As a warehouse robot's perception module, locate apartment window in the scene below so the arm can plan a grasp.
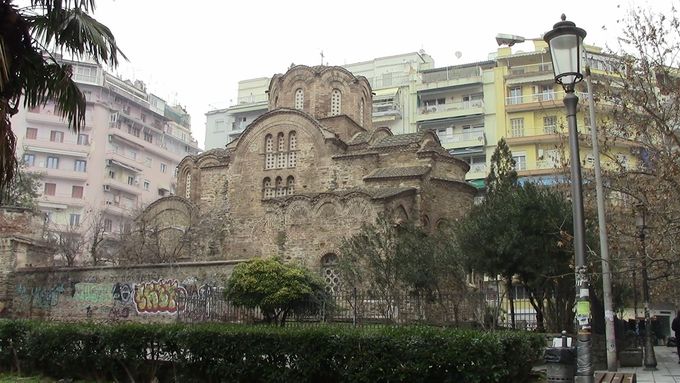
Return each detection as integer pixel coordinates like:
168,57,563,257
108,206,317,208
71,185,84,199
144,132,153,143
128,150,137,160
127,176,134,185
330,89,342,116
160,163,167,173
46,156,59,169
508,87,522,105
22,153,35,167
44,183,56,196
513,154,527,171
143,180,150,191
129,126,141,137
103,218,112,233
214,119,225,132
141,113,146,123
69,213,80,227
543,116,557,134
295,89,304,110
73,160,87,172
50,130,64,143
510,118,525,137
77,134,89,145
537,84,555,101
26,128,38,139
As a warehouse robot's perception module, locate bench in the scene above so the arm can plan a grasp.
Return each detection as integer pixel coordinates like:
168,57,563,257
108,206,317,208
594,372,636,383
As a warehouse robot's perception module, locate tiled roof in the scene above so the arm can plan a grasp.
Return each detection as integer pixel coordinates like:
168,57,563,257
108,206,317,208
371,187,416,200
370,132,425,148
364,166,431,180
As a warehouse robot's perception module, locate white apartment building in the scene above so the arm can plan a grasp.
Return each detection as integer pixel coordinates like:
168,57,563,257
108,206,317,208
204,52,435,150
12,58,200,261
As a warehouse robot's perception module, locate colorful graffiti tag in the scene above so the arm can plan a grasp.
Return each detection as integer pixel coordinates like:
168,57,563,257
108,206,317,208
16,283,65,309
133,279,185,314
73,283,111,304
112,283,133,304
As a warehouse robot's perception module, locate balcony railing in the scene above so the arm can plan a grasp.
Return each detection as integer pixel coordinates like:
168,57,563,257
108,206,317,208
469,163,487,174
372,101,401,117
422,66,483,83
506,63,553,77
22,137,90,155
439,129,486,146
39,193,86,207
419,100,484,114
236,94,268,104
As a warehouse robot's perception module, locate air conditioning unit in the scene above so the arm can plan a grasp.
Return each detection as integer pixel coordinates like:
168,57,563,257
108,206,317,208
103,185,111,191
106,159,113,166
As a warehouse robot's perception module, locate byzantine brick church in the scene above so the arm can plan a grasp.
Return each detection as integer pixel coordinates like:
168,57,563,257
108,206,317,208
140,65,474,288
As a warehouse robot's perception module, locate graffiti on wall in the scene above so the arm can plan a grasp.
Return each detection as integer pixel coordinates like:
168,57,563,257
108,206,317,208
133,279,185,314
112,283,133,304
73,283,111,304
16,283,65,309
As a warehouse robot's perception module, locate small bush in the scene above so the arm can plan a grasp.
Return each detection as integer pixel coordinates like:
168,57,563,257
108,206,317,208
0,320,543,383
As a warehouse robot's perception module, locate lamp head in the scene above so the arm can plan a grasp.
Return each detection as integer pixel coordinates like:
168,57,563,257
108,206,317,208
544,14,587,92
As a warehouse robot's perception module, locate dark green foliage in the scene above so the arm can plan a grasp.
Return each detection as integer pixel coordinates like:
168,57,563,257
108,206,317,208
457,182,575,332
225,258,328,326
0,320,544,383
485,138,517,195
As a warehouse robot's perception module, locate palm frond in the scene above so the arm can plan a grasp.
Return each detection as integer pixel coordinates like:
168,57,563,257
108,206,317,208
29,7,125,66
30,0,96,14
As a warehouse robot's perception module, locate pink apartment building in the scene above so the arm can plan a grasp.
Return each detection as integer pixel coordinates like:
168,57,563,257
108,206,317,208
11,58,200,263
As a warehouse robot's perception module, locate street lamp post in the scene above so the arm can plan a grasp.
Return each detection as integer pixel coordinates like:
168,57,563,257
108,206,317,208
635,203,657,370
544,15,593,383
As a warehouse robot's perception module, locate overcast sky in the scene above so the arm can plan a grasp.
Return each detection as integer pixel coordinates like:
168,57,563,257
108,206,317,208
91,0,675,149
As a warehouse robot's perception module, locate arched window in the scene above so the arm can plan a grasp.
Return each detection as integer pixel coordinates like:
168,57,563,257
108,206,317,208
275,176,285,197
265,134,275,169
330,89,341,116
286,176,295,195
277,133,286,168
288,131,297,168
359,98,364,126
263,177,273,199
321,253,340,294
185,173,192,199
294,89,304,110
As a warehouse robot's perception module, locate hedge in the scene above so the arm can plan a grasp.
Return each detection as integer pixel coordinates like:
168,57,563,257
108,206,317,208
0,320,544,383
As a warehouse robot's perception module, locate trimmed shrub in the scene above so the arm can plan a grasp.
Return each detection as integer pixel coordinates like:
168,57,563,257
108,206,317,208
0,320,543,383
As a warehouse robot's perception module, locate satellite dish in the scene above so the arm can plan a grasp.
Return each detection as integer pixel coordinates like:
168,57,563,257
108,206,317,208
455,51,462,59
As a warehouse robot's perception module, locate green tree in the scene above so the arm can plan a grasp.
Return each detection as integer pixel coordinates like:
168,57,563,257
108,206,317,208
457,184,575,332
0,0,124,193
485,138,518,195
225,258,327,326
0,161,41,208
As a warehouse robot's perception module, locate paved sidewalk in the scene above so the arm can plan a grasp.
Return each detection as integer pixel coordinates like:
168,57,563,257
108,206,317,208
601,346,680,383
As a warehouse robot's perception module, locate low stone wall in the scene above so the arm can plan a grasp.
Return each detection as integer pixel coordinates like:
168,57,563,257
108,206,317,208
9,260,244,322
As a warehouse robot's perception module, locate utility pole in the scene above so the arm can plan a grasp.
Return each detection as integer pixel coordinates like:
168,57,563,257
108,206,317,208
584,66,617,371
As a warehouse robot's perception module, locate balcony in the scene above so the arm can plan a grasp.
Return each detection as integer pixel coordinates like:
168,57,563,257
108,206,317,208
372,101,401,119
101,200,134,216
237,93,268,104
28,165,88,181
466,163,487,180
103,178,141,195
106,151,144,172
38,193,86,208
108,126,184,162
439,129,486,149
505,125,563,145
26,110,95,129
505,63,553,80
419,66,483,90
23,137,90,157
416,100,484,122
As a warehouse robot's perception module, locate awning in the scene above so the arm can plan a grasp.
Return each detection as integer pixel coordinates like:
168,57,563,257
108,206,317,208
25,146,87,158
110,159,142,173
373,87,400,99
468,179,486,189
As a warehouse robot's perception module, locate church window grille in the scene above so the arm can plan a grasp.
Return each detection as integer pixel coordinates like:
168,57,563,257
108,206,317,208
289,131,297,150
275,177,285,197
286,176,295,195
263,178,274,199
265,134,275,169
277,132,285,152
295,89,304,110
277,152,287,168
359,98,364,126
321,253,340,294
185,173,191,199
288,151,297,168
331,89,341,116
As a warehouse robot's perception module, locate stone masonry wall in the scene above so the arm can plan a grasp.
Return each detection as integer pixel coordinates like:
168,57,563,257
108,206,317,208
10,260,242,322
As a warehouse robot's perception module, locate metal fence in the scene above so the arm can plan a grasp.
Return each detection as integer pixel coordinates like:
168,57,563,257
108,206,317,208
175,290,540,329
